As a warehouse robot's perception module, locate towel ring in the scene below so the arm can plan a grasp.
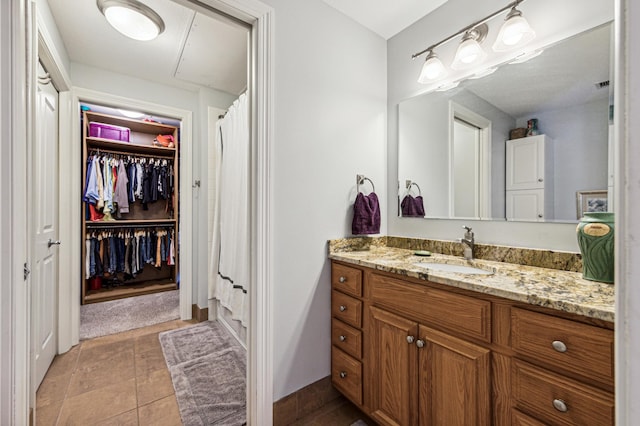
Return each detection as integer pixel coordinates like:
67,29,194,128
357,174,375,194
405,180,422,196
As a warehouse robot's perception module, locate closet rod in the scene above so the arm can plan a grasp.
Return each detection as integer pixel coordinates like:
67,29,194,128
88,148,174,159
86,222,175,229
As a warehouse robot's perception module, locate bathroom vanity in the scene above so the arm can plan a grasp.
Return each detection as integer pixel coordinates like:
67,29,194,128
329,241,614,426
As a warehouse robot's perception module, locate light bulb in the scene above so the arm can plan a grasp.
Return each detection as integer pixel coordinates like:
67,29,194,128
493,8,535,52
452,33,487,70
418,52,446,83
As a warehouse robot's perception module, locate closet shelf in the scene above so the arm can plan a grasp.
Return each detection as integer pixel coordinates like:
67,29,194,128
86,219,176,227
84,280,178,304
87,137,176,156
85,111,177,134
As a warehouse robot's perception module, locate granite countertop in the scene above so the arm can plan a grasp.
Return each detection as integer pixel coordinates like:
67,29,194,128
329,246,614,323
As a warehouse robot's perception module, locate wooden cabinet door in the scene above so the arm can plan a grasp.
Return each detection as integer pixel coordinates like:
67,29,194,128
370,306,419,426
418,325,491,426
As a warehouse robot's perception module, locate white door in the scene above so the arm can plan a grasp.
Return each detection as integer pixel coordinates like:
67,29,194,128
452,118,480,218
506,136,545,190
32,61,59,389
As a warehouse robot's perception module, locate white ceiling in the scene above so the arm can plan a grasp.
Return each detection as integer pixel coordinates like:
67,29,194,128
46,0,248,95
464,23,611,118
321,0,448,39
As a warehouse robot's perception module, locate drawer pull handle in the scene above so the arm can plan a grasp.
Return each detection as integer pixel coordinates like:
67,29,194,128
339,335,346,342
406,336,415,344
339,276,347,283
553,399,568,412
339,305,347,312
416,339,425,348
340,371,347,379
552,340,567,353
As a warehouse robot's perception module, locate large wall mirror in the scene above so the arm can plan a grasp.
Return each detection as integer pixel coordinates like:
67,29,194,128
398,22,613,223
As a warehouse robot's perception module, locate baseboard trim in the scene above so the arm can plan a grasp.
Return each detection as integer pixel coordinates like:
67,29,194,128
273,376,341,425
191,304,209,322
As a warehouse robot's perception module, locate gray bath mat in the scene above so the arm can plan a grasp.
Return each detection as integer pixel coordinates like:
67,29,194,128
160,321,246,425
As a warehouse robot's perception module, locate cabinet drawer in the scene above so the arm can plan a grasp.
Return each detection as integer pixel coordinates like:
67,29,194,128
332,346,362,405
370,273,491,342
332,319,362,359
511,308,614,386
332,263,362,297
332,290,362,328
512,359,614,426
512,409,547,426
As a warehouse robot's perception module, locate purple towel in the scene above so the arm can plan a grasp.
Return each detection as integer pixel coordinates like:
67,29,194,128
401,195,425,217
352,192,381,235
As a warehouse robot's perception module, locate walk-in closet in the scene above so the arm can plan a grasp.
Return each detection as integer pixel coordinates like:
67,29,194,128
81,106,181,304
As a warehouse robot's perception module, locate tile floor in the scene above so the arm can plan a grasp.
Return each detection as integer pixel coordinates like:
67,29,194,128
36,319,196,426
36,319,371,426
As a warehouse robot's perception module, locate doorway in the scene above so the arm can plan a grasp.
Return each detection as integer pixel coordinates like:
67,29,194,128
449,101,492,219
30,0,274,423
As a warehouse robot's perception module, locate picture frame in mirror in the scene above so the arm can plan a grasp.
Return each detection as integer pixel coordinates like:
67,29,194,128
576,190,608,219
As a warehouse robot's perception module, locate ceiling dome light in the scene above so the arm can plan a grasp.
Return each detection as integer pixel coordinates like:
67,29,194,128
451,24,488,70
492,7,535,52
418,51,446,83
97,0,165,41
118,109,146,118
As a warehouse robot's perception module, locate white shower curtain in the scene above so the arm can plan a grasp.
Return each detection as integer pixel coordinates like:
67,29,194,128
209,93,249,327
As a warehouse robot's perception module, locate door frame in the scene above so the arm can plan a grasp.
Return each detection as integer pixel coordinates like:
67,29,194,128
448,101,492,219
62,87,195,329
7,0,274,424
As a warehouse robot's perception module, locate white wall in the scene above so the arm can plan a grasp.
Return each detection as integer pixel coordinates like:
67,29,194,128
515,98,609,221
387,0,613,252
261,0,387,400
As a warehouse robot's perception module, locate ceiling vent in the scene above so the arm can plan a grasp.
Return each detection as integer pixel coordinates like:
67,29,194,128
594,80,610,89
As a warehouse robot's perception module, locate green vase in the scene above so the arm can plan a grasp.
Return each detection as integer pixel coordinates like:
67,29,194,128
576,212,614,283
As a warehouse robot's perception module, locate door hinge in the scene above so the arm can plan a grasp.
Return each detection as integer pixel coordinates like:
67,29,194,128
23,263,31,280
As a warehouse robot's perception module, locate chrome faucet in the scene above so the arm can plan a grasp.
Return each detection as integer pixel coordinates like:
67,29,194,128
460,226,475,260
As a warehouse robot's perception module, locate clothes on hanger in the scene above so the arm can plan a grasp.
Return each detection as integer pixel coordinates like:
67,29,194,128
85,226,176,285
82,152,175,219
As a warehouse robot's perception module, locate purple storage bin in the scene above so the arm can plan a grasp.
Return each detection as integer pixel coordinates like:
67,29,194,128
89,122,130,142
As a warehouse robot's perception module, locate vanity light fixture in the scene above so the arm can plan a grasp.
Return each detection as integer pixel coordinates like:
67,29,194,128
413,0,534,83
492,6,536,52
97,0,165,41
418,51,447,83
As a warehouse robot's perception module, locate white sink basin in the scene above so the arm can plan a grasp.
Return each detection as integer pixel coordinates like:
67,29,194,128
413,262,494,275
